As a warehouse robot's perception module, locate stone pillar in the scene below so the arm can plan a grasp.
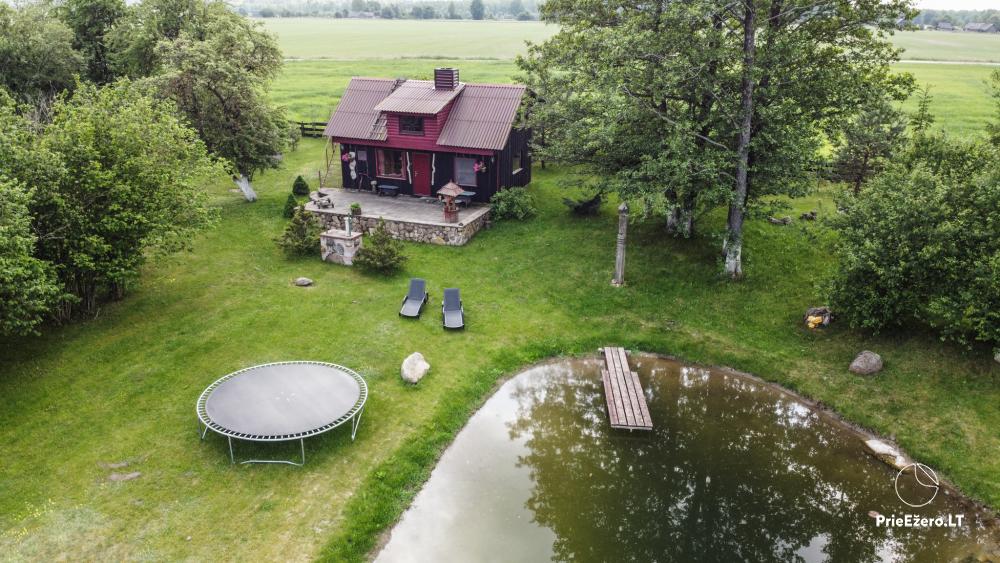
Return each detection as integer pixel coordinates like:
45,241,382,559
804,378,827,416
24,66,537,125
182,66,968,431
321,228,364,266
612,202,628,287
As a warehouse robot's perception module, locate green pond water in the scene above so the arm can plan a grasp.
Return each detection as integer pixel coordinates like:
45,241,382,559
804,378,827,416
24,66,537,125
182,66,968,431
376,355,999,562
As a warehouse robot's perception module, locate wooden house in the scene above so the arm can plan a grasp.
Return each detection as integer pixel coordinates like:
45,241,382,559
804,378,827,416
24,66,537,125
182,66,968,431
324,68,531,203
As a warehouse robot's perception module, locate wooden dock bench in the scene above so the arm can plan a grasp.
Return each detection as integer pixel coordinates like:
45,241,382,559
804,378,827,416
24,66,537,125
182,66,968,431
601,347,653,430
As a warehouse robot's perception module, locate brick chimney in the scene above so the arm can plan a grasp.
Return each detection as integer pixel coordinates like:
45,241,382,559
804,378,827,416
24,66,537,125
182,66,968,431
434,68,459,90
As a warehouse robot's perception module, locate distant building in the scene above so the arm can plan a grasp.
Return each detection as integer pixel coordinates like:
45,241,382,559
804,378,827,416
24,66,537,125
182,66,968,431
936,22,954,31
964,22,997,33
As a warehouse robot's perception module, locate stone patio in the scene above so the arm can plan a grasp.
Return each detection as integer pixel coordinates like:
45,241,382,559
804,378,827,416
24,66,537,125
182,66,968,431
304,188,491,246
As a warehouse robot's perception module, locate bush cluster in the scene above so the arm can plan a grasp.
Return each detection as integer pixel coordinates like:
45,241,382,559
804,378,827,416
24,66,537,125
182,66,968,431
489,188,536,221
353,218,407,275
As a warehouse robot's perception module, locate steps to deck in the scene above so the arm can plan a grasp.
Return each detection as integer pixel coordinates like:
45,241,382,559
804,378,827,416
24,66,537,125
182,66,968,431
601,347,653,431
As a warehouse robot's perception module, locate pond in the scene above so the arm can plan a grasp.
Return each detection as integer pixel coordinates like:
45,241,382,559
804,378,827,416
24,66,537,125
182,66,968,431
375,355,999,562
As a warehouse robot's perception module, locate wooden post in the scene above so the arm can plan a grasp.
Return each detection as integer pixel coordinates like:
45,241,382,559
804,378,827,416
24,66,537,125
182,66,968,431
612,202,628,286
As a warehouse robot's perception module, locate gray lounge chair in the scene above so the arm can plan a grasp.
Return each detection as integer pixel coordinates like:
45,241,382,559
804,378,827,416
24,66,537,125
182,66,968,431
399,278,428,318
442,288,464,329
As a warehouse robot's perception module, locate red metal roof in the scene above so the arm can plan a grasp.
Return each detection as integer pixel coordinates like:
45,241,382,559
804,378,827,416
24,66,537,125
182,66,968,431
323,78,395,141
437,84,525,151
373,80,465,115
326,77,525,152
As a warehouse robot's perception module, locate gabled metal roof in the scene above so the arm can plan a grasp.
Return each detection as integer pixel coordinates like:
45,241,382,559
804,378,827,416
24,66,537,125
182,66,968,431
437,84,525,151
325,77,525,151
323,78,395,141
373,80,465,115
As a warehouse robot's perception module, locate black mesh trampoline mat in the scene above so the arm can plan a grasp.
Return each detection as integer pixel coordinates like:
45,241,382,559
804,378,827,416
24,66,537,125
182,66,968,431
196,361,367,441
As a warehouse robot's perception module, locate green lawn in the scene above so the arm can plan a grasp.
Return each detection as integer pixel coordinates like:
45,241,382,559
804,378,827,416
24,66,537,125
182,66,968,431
896,62,997,137
892,30,1000,63
1,138,998,561
258,17,557,59
1,18,999,563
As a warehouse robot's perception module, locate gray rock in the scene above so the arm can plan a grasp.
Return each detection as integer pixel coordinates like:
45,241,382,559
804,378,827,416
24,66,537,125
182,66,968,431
850,350,883,375
863,439,908,471
109,471,142,482
294,277,313,287
401,352,430,384
804,306,833,328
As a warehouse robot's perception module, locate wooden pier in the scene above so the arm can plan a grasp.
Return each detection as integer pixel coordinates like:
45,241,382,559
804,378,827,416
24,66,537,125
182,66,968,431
601,347,653,431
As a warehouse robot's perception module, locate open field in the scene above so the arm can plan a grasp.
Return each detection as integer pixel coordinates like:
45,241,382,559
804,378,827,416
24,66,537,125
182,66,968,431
258,18,557,60
272,59,996,138
893,30,1000,63
1,138,998,561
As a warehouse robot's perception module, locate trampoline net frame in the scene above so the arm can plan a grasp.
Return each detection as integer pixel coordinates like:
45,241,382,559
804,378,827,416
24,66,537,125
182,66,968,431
196,361,368,442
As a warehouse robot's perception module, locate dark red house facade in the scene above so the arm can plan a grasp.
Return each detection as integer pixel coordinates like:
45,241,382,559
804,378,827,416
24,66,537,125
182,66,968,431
324,68,531,203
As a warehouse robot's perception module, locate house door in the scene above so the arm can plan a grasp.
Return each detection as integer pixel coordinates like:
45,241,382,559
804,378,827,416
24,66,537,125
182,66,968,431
412,153,431,196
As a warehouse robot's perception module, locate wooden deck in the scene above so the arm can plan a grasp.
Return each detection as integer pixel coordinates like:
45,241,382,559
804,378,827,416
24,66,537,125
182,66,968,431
601,347,653,431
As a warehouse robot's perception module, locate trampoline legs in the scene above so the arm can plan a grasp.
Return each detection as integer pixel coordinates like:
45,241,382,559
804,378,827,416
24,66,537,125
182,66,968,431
228,437,306,466
351,406,365,441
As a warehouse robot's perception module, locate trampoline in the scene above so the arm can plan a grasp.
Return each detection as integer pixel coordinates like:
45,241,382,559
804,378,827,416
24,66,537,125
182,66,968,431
196,361,367,465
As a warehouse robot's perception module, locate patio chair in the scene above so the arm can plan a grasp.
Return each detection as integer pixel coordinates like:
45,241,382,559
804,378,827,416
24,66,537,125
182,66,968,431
442,288,465,330
399,278,428,318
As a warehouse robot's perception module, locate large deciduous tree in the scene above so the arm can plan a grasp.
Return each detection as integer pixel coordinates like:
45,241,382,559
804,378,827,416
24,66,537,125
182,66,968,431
28,81,224,318
521,0,913,278
0,3,83,105
109,0,289,201
59,0,126,85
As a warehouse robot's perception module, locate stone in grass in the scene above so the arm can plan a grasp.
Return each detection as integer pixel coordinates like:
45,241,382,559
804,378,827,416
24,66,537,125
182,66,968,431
401,352,430,384
849,350,883,375
109,471,142,482
294,277,313,287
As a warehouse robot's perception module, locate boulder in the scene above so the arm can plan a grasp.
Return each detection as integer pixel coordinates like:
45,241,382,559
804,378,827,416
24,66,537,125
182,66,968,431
800,210,818,221
850,350,883,375
767,216,791,225
109,471,142,482
401,352,430,384
294,277,313,287
863,439,908,471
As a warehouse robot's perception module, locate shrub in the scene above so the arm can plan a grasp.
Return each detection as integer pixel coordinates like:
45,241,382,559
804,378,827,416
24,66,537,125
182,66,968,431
275,205,321,256
292,175,310,196
353,218,407,275
826,137,1000,351
282,193,298,218
489,188,536,220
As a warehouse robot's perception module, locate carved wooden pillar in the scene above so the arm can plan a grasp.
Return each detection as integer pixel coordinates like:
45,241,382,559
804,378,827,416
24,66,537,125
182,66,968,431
612,202,628,287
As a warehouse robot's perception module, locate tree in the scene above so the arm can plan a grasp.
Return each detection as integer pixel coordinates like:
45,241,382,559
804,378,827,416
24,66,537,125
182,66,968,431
292,175,310,195
827,136,1000,351
523,0,913,278
114,0,289,201
353,219,407,275
909,85,936,137
59,0,126,84
447,1,460,19
508,0,524,16
0,3,84,104
276,205,322,256
988,70,1000,146
351,0,365,11
470,0,485,20
0,179,61,336
282,193,298,218
833,99,907,194
30,81,223,318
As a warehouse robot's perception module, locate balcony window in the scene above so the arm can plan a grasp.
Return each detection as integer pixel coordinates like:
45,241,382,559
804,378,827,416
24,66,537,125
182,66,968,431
399,116,425,135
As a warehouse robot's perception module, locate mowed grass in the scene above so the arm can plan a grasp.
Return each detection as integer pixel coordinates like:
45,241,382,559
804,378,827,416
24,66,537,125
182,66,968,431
896,62,997,137
257,17,557,59
892,30,1000,63
1,138,998,561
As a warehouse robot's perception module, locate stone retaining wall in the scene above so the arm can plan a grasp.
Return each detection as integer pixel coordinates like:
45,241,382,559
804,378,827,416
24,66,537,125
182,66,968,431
308,208,490,246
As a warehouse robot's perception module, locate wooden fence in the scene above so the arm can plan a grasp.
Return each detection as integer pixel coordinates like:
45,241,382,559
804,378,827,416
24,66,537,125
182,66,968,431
295,121,327,138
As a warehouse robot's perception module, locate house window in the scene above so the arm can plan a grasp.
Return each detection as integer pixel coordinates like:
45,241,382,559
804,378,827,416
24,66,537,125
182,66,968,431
512,150,523,175
399,116,424,135
356,149,367,162
377,149,406,179
455,157,478,187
